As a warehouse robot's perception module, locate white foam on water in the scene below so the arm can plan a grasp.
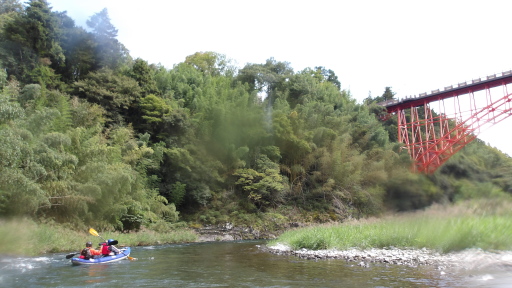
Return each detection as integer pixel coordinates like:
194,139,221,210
500,254,512,261
13,262,35,273
268,243,291,251
33,257,51,263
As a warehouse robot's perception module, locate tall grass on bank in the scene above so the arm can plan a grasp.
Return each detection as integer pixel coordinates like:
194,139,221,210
269,199,512,253
0,219,198,256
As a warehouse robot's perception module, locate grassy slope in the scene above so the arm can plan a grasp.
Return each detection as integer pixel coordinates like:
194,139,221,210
269,199,512,253
0,219,198,256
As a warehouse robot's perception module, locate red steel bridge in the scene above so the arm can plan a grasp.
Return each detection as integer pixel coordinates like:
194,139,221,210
379,71,512,174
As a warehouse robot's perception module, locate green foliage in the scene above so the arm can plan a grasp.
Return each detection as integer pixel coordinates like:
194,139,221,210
0,83,179,230
74,69,141,125
236,58,294,102
0,171,46,216
452,180,507,201
385,172,442,211
235,155,288,210
0,218,197,256
184,51,235,76
127,58,158,95
0,0,23,15
47,90,73,132
1,3,511,232
3,0,63,59
0,67,6,89
0,88,24,123
18,83,42,108
69,96,105,128
271,200,512,253
1,0,65,84
169,181,186,207
54,11,95,82
139,94,172,124
86,8,128,70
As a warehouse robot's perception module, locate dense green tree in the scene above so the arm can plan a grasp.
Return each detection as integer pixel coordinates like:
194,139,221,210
364,87,398,142
165,62,206,110
4,0,64,60
127,58,158,95
53,11,95,82
381,86,395,101
314,66,341,90
74,69,141,125
286,67,344,109
236,58,294,103
0,0,23,14
184,51,235,77
136,94,173,138
234,154,288,211
153,64,173,96
0,86,24,124
86,8,128,70
0,68,7,89
1,0,65,85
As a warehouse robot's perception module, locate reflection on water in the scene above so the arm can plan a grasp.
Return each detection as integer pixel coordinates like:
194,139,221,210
1,241,512,287
84,264,109,285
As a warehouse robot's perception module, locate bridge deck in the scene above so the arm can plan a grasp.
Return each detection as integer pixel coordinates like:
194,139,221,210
379,71,512,113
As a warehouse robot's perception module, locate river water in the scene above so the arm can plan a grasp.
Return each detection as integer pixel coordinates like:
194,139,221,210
1,240,511,287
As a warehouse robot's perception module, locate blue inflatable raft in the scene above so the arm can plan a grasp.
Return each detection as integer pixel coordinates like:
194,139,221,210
71,247,131,265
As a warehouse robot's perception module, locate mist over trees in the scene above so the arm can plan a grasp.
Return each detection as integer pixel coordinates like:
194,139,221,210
1,0,511,231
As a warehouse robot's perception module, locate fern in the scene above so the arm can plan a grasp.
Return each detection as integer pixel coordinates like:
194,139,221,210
51,91,73,132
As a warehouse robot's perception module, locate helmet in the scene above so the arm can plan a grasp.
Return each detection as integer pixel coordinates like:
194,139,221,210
86,241,92,247
107,239,114,245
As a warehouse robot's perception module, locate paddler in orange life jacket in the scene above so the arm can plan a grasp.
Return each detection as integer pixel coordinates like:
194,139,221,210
80,241,101,259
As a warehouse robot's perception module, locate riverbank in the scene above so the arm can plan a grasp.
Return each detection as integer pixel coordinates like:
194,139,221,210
0,217,277,257
0,219,198,256
261,199,512,269
3,199,512,258
194,222,281,242
266,243,442,266
265,243,512,271
0,218,283,257
267,199,512,254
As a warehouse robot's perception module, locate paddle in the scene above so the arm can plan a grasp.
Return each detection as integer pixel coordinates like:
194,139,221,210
65,252,79,259
88,228,106,241
88,228,136,261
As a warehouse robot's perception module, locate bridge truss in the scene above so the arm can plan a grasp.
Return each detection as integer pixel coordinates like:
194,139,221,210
380,71,512,174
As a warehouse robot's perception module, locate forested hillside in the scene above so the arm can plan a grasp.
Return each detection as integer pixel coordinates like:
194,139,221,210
1,0,511,232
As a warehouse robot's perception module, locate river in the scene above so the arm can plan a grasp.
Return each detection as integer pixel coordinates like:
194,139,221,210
1,240,511,287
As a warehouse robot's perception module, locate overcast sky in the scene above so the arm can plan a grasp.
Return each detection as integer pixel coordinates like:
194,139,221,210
47,0,512,156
